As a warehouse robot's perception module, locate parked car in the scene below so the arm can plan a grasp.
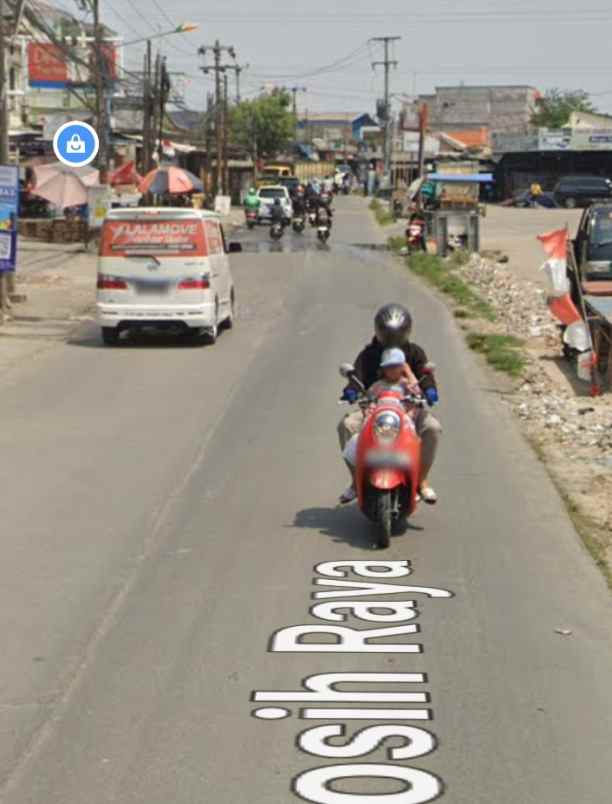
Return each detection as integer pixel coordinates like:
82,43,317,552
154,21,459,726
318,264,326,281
96,207,240,346
256,186,293,223
573,203,612,282
553,175,612,209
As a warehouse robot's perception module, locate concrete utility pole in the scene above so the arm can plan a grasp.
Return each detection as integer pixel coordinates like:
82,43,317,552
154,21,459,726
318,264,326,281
226,63,248,103
142,39,153,174
92,0,109,181
199,40,236,195
289,86,307,118
371,36,401,182
0,0,9,166
157,56,170,164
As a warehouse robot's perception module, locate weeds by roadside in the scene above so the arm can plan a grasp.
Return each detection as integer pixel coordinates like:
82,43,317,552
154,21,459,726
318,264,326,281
466,332,526,377
408,252,497,322
369,199,395,226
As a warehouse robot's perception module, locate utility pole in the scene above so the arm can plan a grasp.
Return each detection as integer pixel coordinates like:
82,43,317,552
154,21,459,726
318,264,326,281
222,72,229,197
199,40,236,196
0,0,8,318
0,0,9,166
227,63,248,103
371,36,401,184
289,86,306,139
142,39,153,174
157,56,170,164
92,0,109,181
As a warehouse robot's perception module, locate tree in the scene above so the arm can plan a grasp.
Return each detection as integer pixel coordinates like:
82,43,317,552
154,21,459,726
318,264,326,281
230,90,296,162
531,88,596,129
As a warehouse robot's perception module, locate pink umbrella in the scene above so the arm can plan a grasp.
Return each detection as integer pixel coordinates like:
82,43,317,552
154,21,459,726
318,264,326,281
31,164,100,208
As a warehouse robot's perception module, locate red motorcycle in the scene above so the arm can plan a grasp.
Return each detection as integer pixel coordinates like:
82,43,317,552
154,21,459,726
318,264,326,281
339,364,432,549
245,209,258,230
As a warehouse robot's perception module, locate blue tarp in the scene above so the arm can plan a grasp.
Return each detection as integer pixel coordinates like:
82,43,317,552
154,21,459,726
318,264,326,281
427,173,494,183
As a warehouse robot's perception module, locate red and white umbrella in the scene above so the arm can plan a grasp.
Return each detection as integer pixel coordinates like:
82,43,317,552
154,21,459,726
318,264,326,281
31,164,99,208
138,166,203,195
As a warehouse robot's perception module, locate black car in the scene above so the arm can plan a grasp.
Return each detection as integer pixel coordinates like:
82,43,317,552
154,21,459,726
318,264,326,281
574,203,612,280
553,175,612,209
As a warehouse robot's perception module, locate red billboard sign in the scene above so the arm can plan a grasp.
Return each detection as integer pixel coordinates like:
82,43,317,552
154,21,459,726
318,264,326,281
28,43,69,87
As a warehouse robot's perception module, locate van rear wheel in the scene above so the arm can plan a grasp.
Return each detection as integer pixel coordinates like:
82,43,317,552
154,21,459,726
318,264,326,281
102,327,119,346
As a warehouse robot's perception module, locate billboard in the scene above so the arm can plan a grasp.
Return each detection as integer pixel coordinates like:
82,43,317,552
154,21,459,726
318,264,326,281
28,41,120,89
28,43,69,88
0,166,19,273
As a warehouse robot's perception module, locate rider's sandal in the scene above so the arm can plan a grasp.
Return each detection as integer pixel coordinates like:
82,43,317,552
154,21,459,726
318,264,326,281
419,485,438,505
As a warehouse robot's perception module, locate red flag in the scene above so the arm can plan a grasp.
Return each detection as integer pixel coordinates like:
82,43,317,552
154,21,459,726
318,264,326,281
538,227,568,260
548,294,582,326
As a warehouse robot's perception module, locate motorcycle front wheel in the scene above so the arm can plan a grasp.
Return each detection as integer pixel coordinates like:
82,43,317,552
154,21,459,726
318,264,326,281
375,491,393,549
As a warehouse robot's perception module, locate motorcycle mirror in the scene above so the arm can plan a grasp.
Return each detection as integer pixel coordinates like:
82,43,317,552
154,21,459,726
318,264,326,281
339,363,355,378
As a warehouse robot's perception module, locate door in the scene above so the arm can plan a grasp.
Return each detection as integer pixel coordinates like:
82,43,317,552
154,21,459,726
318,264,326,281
204,219,230,318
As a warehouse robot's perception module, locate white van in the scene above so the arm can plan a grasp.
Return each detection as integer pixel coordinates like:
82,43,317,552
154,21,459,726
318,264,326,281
96,208,241,346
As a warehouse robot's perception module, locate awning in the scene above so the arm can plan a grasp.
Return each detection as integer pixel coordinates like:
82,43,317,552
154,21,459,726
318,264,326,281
427,173,494,183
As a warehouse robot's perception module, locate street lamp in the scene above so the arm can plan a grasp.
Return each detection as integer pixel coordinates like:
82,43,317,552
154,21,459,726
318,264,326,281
122,23,199,48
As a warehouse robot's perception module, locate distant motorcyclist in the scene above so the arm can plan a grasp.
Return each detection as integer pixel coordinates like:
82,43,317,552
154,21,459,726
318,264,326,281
315,201,333,229
270,197,285,225
292,186,306,217
338,303,441,505
244,187,260,214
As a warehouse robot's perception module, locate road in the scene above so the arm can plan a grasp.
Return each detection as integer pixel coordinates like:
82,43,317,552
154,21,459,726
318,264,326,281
1,197,611,803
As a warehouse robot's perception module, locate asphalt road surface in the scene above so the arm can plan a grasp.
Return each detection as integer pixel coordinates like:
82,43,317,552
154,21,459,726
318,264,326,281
1,197,611,803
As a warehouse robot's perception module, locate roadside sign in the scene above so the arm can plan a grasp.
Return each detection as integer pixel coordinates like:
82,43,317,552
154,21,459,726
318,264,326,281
87,185,112,229
0,165,19,273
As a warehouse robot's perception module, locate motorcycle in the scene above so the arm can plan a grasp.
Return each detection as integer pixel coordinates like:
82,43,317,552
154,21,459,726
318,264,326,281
308,211,318,228
339,363,434,549
245,209,258,230
292,216,305,234
270,221,284,241
317,224,331,244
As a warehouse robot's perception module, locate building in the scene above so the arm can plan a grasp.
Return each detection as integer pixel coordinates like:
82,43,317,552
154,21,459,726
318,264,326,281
493,129,612,198
296,112,379,148
417,85,540,135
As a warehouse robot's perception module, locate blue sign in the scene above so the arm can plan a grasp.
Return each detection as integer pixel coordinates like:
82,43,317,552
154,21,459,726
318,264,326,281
53,120,99,168
0,165,19,273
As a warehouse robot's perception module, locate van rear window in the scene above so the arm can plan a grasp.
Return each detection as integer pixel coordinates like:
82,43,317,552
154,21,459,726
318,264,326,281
100,219,207,257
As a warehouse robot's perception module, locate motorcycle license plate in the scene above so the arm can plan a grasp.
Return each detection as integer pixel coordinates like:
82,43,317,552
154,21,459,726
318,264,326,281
365,450,411,469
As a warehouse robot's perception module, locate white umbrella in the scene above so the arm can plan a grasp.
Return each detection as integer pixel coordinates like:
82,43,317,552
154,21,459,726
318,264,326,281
31,164,100,209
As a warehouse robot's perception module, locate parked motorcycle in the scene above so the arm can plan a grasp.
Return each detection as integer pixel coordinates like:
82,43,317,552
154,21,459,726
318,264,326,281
292,216,305,234
339,363,434,548
270,221,284,241
245,209,258,230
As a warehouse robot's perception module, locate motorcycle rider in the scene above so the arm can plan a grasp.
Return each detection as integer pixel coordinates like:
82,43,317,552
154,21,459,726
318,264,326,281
244,187,260,219
270,197,285,226
292,186,306,218
338,303,441,505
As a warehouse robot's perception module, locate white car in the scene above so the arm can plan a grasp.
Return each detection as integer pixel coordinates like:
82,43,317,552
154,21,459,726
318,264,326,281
256,186,293,223
96,207,240,346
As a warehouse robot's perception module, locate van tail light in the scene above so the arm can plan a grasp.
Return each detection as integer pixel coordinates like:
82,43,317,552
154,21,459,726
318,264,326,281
178,277,210,290
97,274,128,290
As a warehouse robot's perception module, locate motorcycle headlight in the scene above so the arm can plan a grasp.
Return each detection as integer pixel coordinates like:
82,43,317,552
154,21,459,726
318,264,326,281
373,410,402,444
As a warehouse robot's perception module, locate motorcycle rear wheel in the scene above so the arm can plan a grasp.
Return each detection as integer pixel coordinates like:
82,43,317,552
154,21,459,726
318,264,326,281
376,491,393,549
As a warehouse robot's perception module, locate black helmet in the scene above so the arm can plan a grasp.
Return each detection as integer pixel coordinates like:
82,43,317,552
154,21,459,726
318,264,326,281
374,304,413,347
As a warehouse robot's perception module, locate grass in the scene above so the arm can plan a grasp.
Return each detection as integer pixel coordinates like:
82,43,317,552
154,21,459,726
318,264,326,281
369,199,395,226
387,235,406,253
407,253,497,321
466,332,527,377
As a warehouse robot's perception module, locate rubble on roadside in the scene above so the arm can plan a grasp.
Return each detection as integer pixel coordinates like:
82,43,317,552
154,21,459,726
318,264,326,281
453,251,612,555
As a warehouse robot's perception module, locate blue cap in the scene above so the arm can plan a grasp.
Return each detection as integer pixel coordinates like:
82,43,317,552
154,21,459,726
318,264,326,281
380,348,405,368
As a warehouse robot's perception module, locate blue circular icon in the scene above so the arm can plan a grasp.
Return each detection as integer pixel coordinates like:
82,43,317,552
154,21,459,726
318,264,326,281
53,121,100,167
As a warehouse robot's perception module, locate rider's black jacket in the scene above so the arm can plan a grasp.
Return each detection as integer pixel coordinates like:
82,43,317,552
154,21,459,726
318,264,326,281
270,204,284,223
351,338,437,392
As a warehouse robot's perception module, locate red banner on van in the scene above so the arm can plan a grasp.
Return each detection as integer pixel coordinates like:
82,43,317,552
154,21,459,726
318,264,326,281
100,219,207,257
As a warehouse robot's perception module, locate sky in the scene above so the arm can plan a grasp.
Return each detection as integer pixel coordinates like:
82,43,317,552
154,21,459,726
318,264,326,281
54,0,612,118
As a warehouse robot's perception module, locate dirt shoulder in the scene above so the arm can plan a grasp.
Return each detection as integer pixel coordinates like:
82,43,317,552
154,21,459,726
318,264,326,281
0,210,245,380
382,208,612,587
